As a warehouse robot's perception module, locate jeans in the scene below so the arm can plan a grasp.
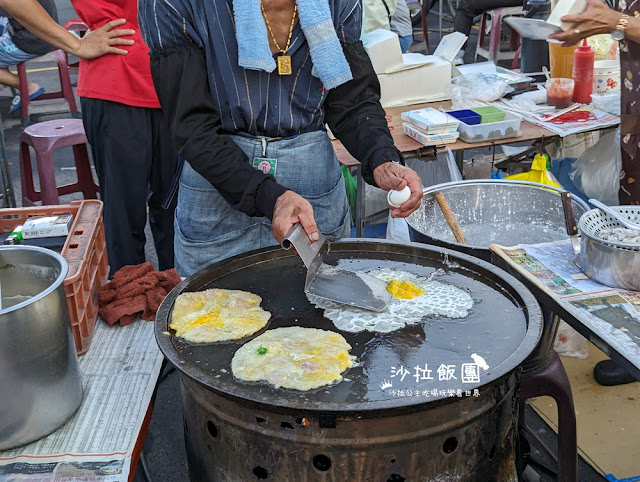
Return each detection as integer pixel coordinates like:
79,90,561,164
0,17,37,68
399,35,413,53
174,130,351,276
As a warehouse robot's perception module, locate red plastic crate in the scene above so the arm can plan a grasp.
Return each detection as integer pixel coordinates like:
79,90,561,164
1,200,109,355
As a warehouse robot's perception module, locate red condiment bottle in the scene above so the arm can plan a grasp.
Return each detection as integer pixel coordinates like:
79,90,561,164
572,39,595,104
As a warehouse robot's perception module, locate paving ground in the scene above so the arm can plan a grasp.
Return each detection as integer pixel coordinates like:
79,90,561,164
1,2,634,481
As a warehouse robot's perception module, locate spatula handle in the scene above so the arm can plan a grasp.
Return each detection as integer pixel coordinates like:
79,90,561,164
281,224,326,269
434,192,468,245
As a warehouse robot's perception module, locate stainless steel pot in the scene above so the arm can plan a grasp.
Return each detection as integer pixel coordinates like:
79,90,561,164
407,180,590,262
577,206,640,291
0,246,83,450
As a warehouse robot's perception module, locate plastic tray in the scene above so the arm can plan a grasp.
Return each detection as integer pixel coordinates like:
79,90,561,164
471,106,506,124
447,109,481,125
457,111,523,143
0,200,109,355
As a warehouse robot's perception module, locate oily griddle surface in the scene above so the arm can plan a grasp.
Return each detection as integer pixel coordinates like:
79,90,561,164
156,241,537,414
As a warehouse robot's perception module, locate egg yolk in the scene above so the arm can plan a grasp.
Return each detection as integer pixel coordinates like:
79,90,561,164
188,311,223,327
386,280,425,299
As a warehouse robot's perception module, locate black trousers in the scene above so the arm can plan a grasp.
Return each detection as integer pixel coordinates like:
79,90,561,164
81,97,177,275
454,0,525,38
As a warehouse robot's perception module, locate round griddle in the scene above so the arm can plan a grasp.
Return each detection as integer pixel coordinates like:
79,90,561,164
155,239,542,414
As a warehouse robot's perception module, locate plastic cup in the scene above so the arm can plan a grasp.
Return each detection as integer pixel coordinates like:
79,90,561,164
545,78,574,109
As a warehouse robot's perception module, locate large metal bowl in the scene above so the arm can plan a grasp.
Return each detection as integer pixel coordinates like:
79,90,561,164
579,206,640,291
407,180,590,261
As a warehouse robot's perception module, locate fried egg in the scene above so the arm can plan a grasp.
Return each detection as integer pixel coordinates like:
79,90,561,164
308,268,473,333
231,327,356,390
170,288,271,343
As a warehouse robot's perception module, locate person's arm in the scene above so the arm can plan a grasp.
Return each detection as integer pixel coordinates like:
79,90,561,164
0,0,134,58
548,0,640,45
324,0,422,217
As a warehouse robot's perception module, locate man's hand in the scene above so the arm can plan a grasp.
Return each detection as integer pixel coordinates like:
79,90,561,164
271,190,319,244
71,19,135,59
548,0,621,46
373,162,423,218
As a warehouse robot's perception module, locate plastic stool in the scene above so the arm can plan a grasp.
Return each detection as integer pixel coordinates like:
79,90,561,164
520,350,578,482
475,7,525,63
63,18,89,71
16,49,79,127
19,119,99,206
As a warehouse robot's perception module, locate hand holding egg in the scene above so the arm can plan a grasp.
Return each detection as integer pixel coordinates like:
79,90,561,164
372,162,422,217
387,186,411,208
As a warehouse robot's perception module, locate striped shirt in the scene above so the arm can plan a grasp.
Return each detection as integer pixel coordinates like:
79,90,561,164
139,0,362,138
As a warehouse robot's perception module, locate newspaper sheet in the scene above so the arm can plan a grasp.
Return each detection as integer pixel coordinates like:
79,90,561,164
0,319,163,480
499,101,619,137
492,240,640,373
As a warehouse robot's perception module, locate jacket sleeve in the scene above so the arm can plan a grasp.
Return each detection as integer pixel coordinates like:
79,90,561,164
149,45,287,219
323,40,404,187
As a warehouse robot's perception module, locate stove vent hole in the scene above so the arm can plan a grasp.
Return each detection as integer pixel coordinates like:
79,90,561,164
255,417,267,424
207,420,218,438
390,459,396,464
253,466,268,479
442,437,458,454
387,475,405,482
312,454,332,471
280,421,294,429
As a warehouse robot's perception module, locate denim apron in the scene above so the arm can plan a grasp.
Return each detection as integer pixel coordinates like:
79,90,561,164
174,130,351,276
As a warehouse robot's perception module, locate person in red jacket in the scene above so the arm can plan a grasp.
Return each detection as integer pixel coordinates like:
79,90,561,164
70,0,177,276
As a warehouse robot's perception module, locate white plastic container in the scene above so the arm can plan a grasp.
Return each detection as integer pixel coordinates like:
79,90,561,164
592,59,620,95
457,112,523,143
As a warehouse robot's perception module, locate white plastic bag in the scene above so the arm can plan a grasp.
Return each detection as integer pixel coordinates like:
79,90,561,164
570,127,621,205
554,320,589,359
448,74,512,110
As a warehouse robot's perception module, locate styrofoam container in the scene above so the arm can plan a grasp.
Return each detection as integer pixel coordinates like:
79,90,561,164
593,60,620,95
403,122,459,146
457,112,523,143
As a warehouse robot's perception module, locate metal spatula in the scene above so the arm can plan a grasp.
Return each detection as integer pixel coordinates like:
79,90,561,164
282,224,391,312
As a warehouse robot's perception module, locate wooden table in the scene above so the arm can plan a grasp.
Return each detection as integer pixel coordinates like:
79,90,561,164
332,101,558,236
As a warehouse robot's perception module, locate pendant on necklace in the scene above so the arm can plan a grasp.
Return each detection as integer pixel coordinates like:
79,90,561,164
278,55,292,75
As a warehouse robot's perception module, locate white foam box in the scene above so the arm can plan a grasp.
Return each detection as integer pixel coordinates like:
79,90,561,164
546,0,587,30
363,29,404,74
376,32,468,108
378,55,453,107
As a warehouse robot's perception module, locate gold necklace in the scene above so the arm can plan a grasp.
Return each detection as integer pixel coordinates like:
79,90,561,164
260,1,297,75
